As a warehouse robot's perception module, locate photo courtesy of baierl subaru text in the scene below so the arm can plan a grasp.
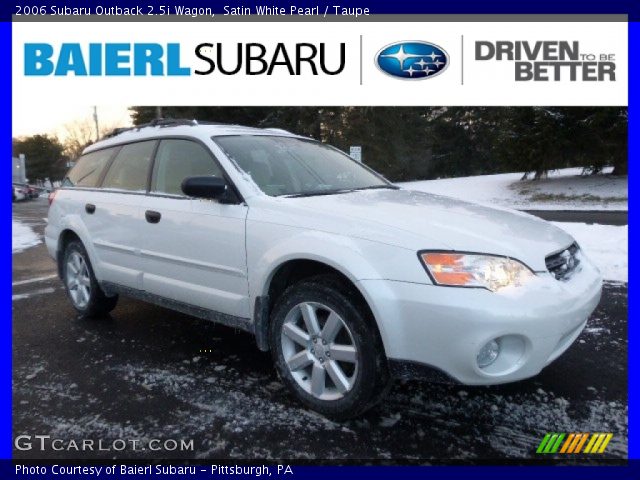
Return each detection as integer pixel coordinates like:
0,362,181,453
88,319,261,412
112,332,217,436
9,5,631,472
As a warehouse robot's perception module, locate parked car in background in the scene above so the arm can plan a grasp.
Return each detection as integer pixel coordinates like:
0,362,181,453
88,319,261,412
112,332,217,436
12,184,28,202
45,120,603,419
12,183,41,200
27,185,40,199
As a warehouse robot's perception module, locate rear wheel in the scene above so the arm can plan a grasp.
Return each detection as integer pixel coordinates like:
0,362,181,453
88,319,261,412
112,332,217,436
270,274,390,419
62,240,118,318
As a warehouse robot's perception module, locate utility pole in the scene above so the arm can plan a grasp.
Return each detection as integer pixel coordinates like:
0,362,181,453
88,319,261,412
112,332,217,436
93,106,99,141
156,106,162,120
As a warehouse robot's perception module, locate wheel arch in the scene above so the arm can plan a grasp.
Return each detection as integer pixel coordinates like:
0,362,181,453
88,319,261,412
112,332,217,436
56,229,82,278
55,222,100,281
253,257,386,356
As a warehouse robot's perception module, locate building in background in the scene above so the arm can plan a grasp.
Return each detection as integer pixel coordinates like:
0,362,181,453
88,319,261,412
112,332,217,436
12,154,26,184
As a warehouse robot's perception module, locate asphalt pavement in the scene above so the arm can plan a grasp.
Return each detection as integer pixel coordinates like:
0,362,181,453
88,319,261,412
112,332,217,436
12,199,628,461
523,210,627,226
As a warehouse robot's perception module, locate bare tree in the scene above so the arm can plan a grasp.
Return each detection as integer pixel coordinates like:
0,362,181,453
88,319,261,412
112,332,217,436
62,118,118,160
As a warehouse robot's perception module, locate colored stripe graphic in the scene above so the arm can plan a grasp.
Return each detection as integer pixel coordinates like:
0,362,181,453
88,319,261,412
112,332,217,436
584,433,614,454
537,433,565,453
537,433,613,454
544,434,559,453
573,433,590,453
597,433,613,453
560,433,575,453
549,433,565,453
537,433,552,453
583,433,599,453
591,433,607,453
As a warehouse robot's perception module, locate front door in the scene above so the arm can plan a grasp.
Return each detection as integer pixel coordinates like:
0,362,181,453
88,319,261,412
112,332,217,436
139,138,250,319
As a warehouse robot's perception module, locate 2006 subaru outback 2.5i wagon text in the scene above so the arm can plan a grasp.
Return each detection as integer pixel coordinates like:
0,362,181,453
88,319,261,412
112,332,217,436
46,120,602,419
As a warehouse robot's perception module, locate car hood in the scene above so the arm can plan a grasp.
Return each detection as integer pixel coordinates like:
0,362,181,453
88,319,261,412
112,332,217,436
262,188,575,271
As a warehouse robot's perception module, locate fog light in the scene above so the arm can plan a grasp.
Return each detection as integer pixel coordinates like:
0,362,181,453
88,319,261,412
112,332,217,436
477,339,500,368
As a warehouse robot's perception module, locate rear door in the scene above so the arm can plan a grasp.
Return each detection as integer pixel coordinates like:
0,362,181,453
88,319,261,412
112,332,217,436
90,140,157,289
57,146,119,280
139,138,250,318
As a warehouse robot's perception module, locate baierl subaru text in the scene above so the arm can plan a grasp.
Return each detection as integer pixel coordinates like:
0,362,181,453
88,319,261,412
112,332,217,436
45,119,602,418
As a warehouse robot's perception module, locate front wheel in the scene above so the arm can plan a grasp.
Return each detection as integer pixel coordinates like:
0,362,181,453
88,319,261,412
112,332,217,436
270,274,390,419
62,240,118,318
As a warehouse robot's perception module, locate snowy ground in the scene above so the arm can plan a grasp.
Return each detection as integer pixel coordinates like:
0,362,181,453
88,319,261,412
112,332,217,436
399,168,628,211
12,219,41,253
552,222,628,283
12,283,628,460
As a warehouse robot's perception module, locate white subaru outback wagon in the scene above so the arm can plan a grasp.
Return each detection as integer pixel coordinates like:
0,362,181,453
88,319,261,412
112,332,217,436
46,119,602,418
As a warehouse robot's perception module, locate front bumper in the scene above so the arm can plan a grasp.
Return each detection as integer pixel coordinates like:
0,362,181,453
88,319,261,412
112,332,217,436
359,258,602,385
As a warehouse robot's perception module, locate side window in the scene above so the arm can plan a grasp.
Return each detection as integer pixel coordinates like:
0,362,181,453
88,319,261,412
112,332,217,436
101,141,156,192
151,139,224,196
63,147,116,188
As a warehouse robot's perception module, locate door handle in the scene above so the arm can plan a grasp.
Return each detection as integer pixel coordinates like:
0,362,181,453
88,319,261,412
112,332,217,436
85,203,96,214
145,210,162,224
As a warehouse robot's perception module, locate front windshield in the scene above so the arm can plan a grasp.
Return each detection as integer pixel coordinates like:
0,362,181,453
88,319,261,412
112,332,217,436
214,135,392,197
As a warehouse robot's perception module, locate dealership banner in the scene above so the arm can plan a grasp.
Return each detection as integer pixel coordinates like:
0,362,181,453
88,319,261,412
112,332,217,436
13,20,628,108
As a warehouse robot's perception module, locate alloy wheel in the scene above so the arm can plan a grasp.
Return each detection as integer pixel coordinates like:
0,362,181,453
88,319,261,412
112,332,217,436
66,251,91,309
280,302,359,401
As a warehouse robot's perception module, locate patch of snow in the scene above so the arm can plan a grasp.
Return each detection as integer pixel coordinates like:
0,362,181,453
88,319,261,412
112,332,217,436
12,287,56,301
585,327,608,335
379,414,401,428
24,365,45,380
12,274,58,287
551,222,627,283
12,219,41,253
399,167,627,211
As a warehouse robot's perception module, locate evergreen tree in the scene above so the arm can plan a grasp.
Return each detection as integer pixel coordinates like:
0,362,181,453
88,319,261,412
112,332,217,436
12,134,67,183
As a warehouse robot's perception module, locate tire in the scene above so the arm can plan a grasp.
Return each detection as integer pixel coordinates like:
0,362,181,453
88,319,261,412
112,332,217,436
270,274,390,420
62,239,118,318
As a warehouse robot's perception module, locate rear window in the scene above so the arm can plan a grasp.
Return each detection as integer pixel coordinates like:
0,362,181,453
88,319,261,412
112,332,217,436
101,141,156,192
63,148,116,188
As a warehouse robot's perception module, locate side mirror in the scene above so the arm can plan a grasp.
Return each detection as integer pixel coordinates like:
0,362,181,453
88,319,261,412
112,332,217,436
181,176,227,199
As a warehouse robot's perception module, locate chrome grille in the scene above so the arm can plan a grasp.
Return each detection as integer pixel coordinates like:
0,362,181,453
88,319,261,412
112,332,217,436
546,243,581,281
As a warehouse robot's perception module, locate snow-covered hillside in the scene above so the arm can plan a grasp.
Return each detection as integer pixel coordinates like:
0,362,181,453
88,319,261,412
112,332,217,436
399,167,627,211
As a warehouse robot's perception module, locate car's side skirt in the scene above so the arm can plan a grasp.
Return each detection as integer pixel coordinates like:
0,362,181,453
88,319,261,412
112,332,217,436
101,281,255,335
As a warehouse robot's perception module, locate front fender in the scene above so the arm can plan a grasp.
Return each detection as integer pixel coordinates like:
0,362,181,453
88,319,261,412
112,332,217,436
246,224,429,354
249,229,392,299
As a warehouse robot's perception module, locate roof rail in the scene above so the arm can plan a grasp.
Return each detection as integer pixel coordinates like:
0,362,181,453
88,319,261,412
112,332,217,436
101,127,134,139
262,128,293,135
100,118,288,141
101,118,200,139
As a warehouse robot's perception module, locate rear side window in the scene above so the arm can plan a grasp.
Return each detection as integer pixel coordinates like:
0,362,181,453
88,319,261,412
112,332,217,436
101,141,156,192
63,148,116,187
151,139,223,196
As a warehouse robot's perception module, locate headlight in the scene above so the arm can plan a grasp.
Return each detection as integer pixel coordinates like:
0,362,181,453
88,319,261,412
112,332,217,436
419,252,534,292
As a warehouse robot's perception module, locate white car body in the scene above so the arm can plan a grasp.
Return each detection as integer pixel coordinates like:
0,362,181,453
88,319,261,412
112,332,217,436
13,185,27,201
45,123,602,387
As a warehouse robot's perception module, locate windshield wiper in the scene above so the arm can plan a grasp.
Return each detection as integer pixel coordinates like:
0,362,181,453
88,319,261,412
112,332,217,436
281,184,399,198
282,189,355,198
351,184,399,191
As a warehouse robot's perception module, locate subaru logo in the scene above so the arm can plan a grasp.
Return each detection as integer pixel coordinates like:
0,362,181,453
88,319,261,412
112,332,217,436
375,41,449,80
